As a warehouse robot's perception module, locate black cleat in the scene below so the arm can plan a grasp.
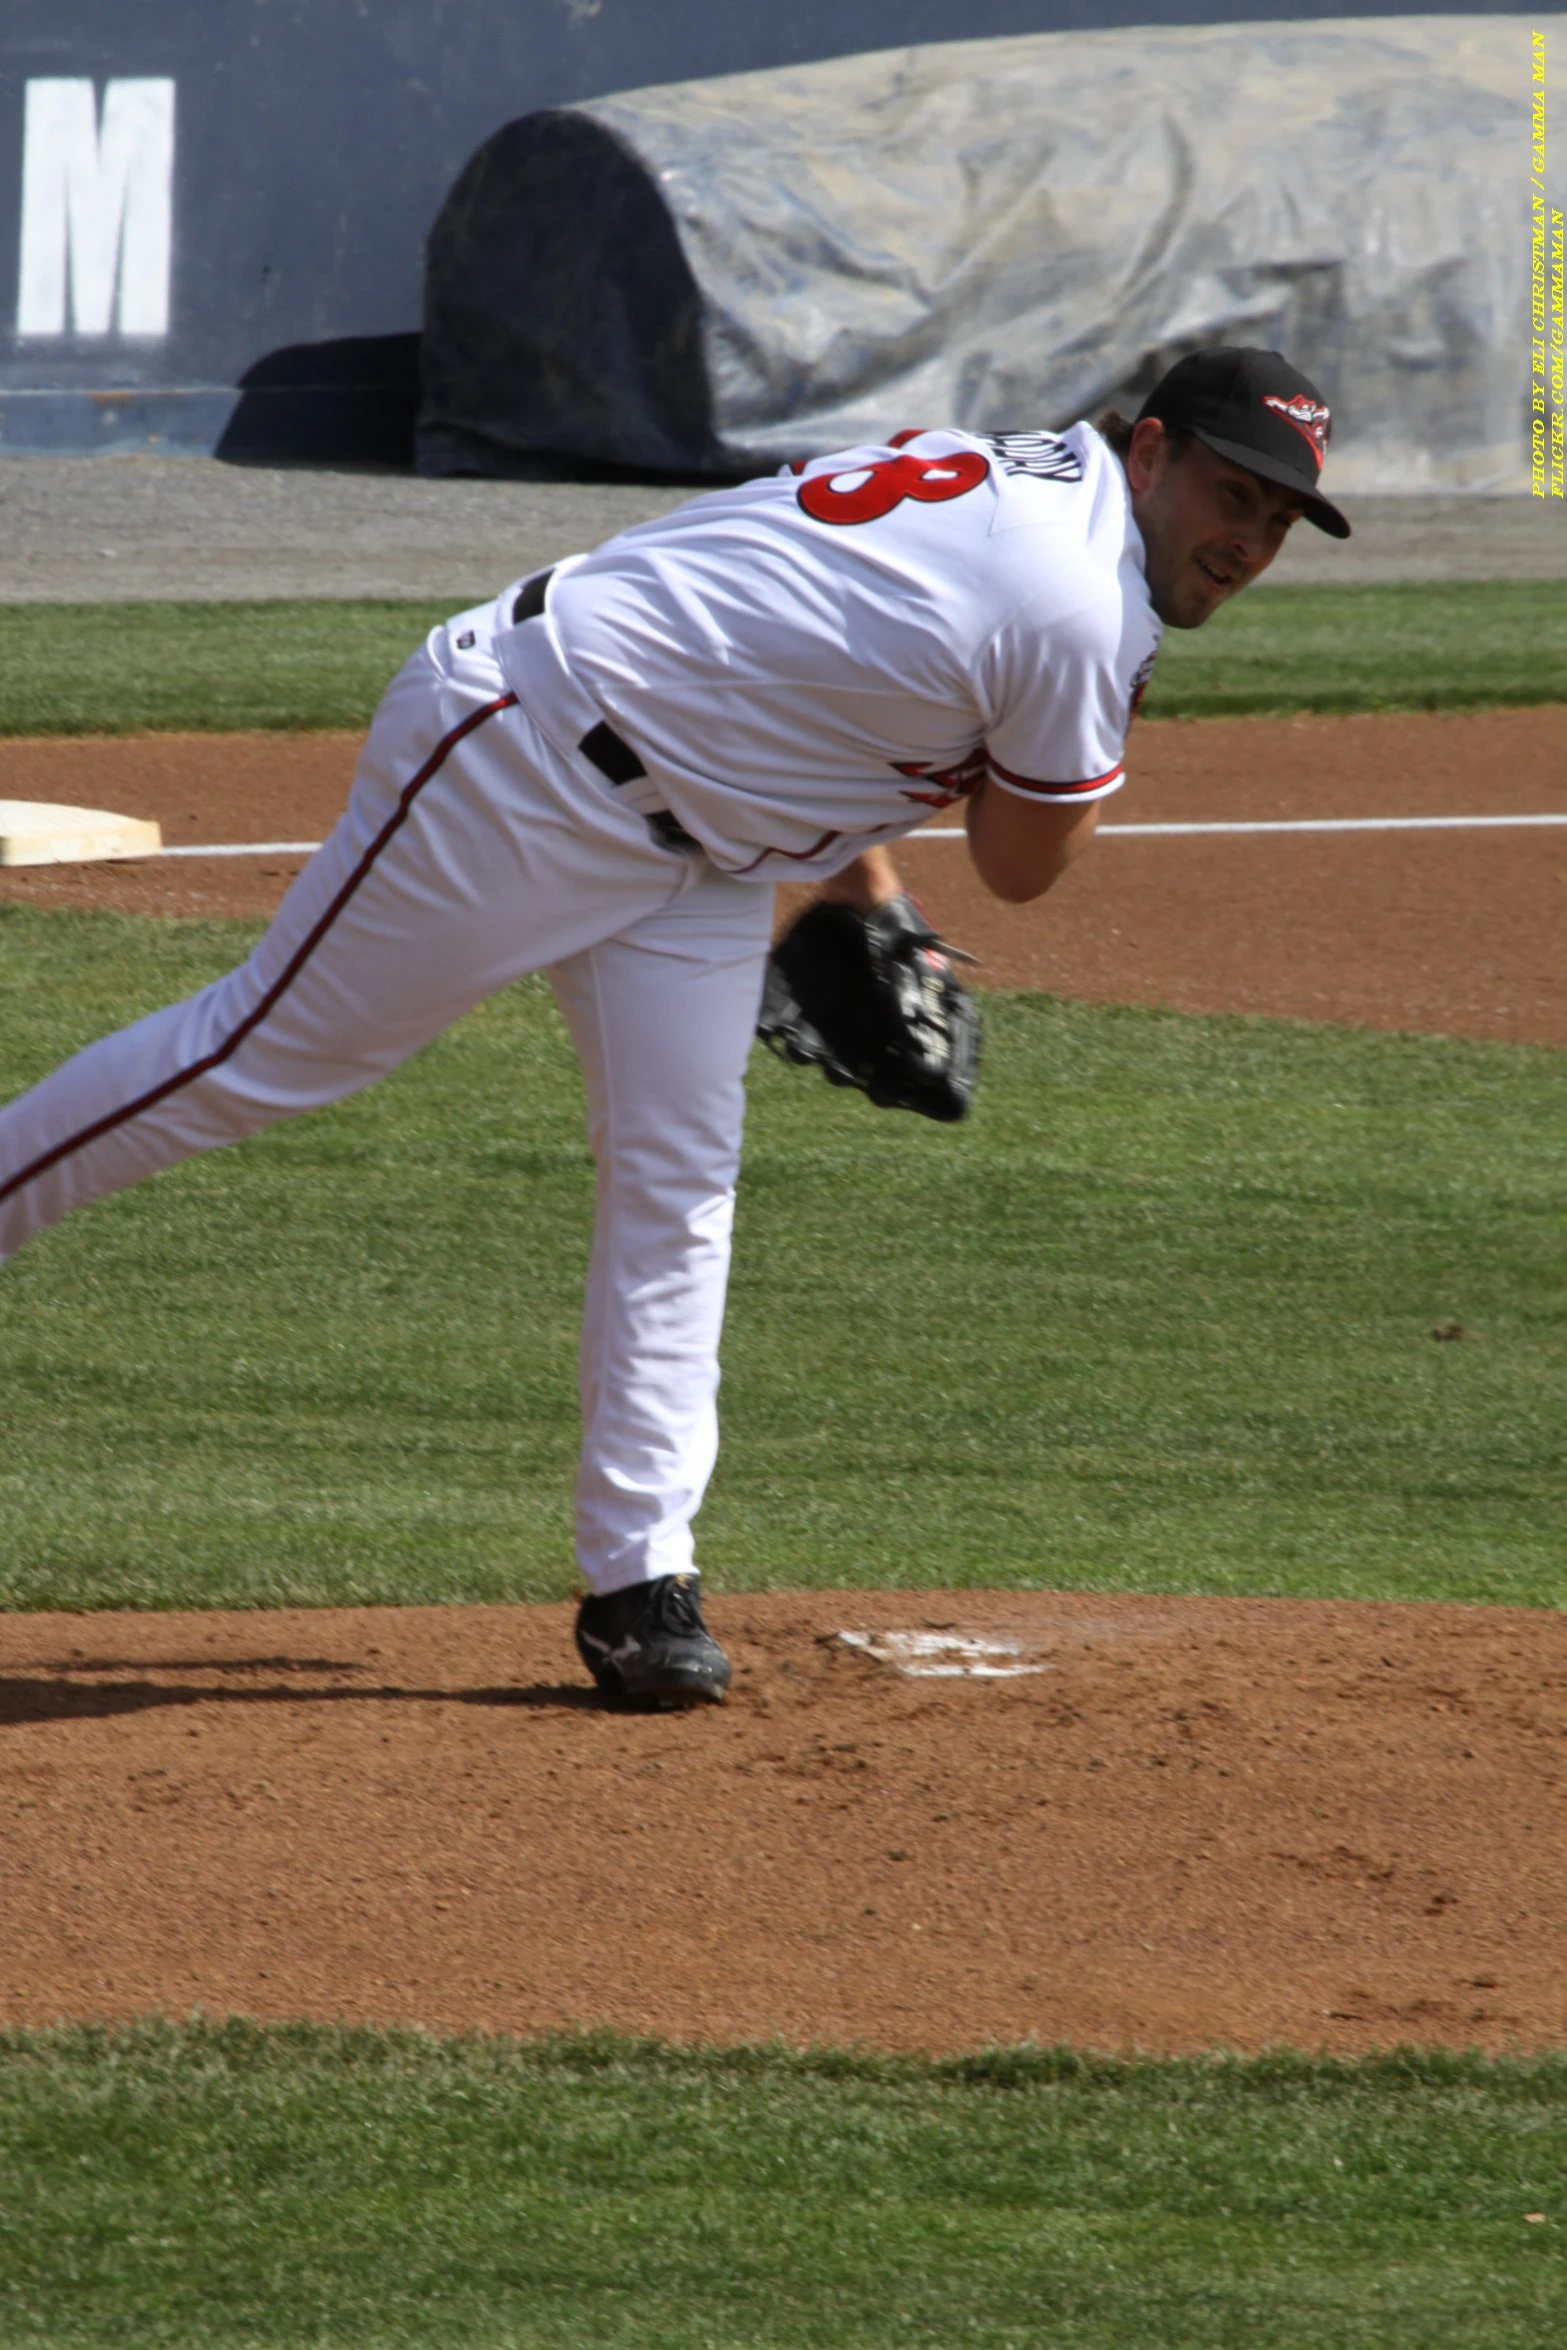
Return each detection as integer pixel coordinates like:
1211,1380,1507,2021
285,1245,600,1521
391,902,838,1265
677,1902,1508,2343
574,1573,731,1708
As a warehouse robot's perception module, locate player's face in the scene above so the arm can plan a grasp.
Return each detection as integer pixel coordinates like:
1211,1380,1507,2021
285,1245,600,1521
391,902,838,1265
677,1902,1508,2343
1126,421,1306,629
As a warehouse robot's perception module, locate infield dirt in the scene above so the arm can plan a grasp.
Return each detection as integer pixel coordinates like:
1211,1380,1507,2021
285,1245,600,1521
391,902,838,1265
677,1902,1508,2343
1,704,1563,2055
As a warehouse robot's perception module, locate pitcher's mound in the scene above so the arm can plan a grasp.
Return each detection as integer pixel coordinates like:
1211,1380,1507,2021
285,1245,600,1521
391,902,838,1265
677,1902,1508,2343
3,1587,1562,2054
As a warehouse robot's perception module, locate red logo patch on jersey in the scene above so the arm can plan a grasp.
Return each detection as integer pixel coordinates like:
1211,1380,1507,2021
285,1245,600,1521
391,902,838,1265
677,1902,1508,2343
1261,393,1331,471
892,747,987,808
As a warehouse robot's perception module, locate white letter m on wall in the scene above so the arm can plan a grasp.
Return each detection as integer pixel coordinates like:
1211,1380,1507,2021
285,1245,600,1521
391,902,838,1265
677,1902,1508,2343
17,79,176,338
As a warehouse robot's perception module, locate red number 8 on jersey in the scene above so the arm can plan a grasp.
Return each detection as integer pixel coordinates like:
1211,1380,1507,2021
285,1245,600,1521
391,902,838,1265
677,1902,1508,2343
796,446,989,526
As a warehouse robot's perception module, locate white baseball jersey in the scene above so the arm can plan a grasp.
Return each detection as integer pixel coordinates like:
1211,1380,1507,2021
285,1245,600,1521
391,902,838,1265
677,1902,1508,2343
493,420,1161,880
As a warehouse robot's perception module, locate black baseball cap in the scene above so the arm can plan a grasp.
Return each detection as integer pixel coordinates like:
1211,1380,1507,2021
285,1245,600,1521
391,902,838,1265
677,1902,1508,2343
1136,347,1351,539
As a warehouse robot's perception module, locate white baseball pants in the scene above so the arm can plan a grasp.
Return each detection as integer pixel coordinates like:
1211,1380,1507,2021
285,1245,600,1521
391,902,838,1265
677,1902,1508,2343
0,621,775,1595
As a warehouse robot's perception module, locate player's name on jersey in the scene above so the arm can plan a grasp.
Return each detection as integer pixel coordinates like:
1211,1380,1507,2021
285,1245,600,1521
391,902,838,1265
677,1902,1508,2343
980,432,1084,483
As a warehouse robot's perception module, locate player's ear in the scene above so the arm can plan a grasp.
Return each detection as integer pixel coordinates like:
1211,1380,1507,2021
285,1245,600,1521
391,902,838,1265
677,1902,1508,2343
1124,416,1171,496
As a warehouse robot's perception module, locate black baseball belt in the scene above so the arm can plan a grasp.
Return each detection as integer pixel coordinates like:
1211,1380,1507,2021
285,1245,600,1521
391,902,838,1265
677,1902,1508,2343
512,568,697,852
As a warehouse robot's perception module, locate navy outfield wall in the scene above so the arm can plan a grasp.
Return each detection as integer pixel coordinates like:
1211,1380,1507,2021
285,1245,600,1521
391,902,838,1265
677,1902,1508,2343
0,0,1532,462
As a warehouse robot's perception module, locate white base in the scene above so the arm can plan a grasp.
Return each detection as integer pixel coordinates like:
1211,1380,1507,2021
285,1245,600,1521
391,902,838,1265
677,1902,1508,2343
838,1629,1048,1679
0,801,163,868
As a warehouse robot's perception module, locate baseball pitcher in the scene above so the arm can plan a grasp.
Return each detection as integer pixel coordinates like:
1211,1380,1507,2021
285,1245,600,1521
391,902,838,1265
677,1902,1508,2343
0,347,1347,1705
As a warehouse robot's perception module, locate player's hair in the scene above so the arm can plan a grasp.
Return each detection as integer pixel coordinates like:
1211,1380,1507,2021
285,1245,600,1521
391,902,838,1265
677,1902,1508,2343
1094,408,1195,464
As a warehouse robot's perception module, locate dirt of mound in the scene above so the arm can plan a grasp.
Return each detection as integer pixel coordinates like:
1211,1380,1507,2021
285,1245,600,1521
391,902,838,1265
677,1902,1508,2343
3,1590,1564,2058
1,706,1564,1046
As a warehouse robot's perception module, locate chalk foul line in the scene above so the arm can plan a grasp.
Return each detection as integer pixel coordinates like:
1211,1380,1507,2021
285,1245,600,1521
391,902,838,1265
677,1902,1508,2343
918,814,1567,839
161,841,324,858
156,814,1567,859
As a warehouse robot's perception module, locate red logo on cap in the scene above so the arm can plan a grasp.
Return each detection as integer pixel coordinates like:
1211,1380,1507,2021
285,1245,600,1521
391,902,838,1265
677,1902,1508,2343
1261,393,1330,472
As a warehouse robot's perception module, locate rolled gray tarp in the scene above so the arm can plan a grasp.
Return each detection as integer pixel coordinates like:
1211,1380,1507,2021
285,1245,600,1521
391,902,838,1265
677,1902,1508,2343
418,17,1541,493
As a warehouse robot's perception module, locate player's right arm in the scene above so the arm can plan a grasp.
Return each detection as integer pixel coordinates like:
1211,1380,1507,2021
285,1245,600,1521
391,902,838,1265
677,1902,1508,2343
969,579,1153,903
964,781,1103,903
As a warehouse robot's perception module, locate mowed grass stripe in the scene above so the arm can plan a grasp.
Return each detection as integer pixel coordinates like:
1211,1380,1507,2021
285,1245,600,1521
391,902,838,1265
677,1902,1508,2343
0,598,455,737
2,2024,1565,2348
0,581,1563,736
0,904,1561,1613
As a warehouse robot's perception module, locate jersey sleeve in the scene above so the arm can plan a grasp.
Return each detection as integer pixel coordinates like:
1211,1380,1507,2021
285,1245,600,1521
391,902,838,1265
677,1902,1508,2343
978,592,1153,805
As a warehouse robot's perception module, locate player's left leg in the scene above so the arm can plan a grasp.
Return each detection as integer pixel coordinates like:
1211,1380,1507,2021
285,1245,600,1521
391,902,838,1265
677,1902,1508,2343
547,862,774,1701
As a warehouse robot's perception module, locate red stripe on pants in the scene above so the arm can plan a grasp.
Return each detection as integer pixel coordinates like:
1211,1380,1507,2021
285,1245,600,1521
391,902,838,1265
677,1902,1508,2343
0,690,518,1213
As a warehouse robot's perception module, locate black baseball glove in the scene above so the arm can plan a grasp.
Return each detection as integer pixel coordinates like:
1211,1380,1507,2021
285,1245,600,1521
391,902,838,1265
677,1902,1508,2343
756,892,980,1122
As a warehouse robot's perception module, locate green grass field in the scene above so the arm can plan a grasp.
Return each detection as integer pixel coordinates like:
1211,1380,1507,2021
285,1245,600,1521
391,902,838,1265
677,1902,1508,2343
0,580,1563,736
1,904,1562,1613
3,2026,1565,2349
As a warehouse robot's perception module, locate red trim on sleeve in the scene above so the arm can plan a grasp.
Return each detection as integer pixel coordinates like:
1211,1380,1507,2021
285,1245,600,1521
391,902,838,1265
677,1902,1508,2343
986,752,1124,799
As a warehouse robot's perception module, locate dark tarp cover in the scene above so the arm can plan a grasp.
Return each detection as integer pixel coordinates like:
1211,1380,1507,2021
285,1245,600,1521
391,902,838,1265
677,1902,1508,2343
417,21,1531,492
